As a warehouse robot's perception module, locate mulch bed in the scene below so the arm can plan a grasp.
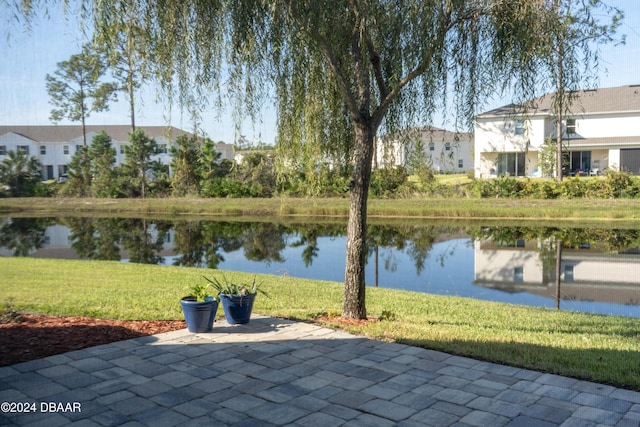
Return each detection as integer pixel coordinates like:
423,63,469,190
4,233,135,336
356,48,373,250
0,313,186,367
314,316,379,326
0,313,380,367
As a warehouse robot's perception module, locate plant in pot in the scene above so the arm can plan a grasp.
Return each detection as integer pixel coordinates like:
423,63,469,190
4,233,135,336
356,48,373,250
203,275,268,325
180,282,219,333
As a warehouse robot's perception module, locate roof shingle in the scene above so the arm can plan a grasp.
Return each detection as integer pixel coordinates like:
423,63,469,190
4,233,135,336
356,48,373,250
478,85,640,118
0,125,194,142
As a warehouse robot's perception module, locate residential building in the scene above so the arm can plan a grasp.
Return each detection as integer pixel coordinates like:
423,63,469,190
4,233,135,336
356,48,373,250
376,126,473,173
474,85,640,178
0,125,234,180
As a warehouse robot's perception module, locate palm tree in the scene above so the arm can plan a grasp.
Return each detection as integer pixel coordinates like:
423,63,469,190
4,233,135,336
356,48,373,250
0,150,43,197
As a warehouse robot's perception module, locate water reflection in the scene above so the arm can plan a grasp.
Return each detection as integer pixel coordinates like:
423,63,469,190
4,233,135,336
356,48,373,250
471,226,640,312
2,216,640,318
0,217,53,257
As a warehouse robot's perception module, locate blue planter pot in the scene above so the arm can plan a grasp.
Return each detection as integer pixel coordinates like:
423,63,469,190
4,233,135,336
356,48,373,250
220,293,256,324
180,297,219,333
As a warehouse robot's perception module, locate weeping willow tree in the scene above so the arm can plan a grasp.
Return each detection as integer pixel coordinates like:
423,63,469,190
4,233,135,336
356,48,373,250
541,0,623,182
10,0,621,318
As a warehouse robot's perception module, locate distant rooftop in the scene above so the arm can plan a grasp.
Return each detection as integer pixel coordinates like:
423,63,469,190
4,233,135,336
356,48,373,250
477,85,640,118
381,125,473,142
0,125,195,142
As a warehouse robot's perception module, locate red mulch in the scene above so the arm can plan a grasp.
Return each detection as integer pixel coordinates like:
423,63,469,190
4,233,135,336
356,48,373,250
315,316,379,326
0,313,186,367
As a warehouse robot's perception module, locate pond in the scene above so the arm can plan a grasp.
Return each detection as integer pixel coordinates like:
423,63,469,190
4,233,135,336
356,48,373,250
2,216,640,318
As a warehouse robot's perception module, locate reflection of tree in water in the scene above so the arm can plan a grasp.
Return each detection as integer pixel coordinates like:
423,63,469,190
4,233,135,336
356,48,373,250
0,217,52,257
204,222,245,269
93,218,122,260
469,225,640,254
406,226,450,272
64,217,166,263
172,220,205,267
242,223,287,265
171,221,246,269
367,224,456,279
119,218,168,264
290,223,346,267
367,225,405,276
291,233,319,267
64,217,96,259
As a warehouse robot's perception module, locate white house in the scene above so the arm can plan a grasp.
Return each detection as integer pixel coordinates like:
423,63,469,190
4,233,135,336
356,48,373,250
474,85,640,178
376,126,474,173
0,125,235,181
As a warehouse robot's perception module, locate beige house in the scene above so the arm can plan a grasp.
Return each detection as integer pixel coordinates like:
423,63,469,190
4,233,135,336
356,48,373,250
0,125,234,180
474,85,640,178
376,126,474,173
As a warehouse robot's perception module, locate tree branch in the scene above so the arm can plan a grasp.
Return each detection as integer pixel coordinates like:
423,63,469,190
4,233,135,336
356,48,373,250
280,0,361,122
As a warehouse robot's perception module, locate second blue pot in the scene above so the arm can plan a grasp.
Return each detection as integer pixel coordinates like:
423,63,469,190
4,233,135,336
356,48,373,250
220,293,256,324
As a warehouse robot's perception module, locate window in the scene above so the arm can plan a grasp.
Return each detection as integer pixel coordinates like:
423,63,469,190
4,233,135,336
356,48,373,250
498,239,525,248
0,146,5,155
428,142,435,152
514,267,524,283
566,118,576,135
18,145,29,155
156,144,167,154
63,145,69,155
76,145,82,153
40,145,46,155
445,142,451,151
458,159,463,168
497,152,526,177
120,145,126,154
564,151,592,175
515,119,525,135
563,264,574,281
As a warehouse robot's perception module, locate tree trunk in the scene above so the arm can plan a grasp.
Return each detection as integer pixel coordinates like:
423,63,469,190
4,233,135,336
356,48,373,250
81,113,87,147
555,239,563,310
555,52,564,183
343,122,375,319
128,65,136,132
554,0,565,183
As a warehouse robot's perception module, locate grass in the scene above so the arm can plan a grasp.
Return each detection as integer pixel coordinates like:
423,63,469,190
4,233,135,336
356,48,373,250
2,257,640,391
434,173,474,186
2,197,640,223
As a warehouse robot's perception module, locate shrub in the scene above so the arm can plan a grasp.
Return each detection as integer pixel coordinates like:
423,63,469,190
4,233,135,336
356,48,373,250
558,177,586,198
471,176,525,198
531,180,559,199
201,177,251,197
603,170,637,198
584,178,612,198
369,167,409,198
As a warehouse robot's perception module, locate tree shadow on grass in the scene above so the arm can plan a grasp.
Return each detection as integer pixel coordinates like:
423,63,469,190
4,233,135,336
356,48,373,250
398,336,640,391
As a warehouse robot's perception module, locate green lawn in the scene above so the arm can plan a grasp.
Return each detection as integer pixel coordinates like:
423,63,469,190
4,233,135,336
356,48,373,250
2,257,639,391
434,173,474,186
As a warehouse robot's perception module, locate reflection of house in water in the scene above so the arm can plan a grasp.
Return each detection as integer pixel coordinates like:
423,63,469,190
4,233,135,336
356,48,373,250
0,223,176,260
474,239,640,307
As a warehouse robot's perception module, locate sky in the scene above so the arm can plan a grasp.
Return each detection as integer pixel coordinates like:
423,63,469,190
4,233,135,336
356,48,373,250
1,2,639,146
